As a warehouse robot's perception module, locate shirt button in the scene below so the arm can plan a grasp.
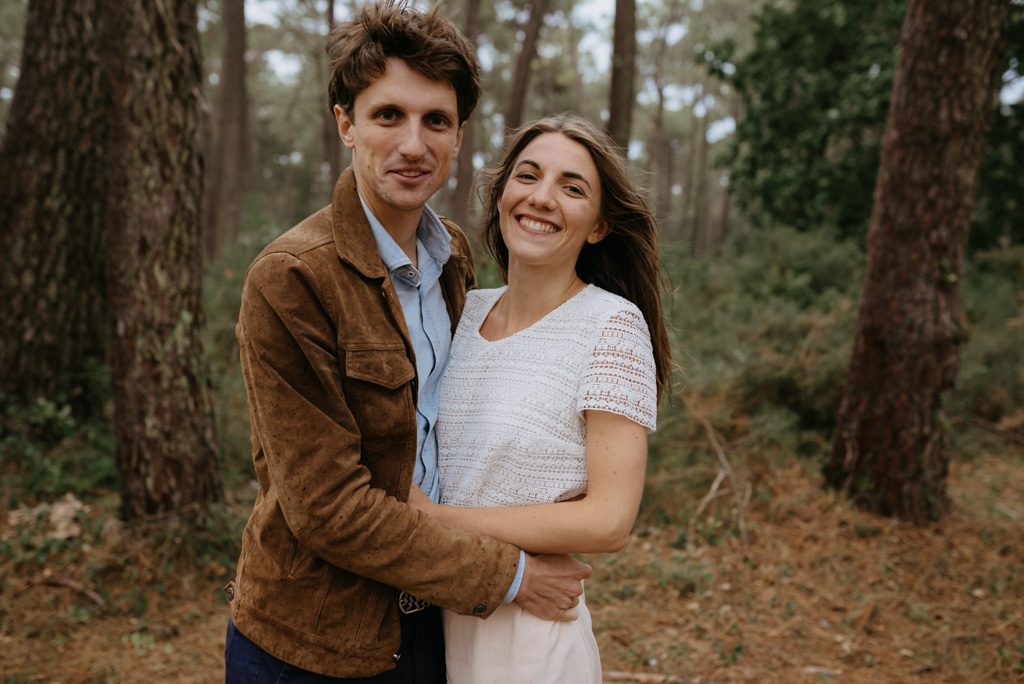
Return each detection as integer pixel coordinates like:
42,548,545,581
473,603,487,616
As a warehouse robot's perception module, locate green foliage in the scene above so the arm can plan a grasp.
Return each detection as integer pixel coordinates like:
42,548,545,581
202,214,283,488
0,363,117,508
651,226,1024,510
663,226,863,438
718,0,1024,249
955,246,1024,421
716,0,904,241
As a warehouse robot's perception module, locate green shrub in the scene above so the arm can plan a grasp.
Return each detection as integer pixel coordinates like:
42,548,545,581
0,363,117,508
956,246,1024,422
662,226,863,439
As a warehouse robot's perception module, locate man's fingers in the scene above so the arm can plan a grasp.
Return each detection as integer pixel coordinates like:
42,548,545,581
556,606,579,622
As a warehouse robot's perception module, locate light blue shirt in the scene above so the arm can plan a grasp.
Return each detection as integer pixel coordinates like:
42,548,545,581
360,196,524,603
361,196,450,503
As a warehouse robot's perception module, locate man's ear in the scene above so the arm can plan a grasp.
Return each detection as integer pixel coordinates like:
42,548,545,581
586,221,611,245
335,104,356,150
452,121,466,159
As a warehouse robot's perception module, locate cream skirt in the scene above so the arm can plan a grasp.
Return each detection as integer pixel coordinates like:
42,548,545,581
442,591,601,684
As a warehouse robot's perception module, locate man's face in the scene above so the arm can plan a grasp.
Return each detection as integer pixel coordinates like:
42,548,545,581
335,58,464,234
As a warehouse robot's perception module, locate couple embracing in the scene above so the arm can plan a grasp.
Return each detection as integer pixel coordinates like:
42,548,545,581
223,1,672,682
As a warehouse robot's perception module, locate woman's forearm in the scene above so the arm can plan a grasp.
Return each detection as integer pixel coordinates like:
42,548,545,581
422,410,647,554
428,496,636,554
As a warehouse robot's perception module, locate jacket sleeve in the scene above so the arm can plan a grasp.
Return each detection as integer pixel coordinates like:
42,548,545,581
236,250,518,616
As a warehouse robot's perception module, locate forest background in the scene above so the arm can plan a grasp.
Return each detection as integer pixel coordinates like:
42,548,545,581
1,0,1023,681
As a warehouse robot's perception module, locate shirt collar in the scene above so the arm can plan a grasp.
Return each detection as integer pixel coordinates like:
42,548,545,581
358,193,452,276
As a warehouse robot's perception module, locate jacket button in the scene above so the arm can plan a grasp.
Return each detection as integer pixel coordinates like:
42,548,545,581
472,603,487,616
393,653,402,663
225,586,234,601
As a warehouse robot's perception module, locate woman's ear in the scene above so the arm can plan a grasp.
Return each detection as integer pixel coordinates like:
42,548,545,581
586,221,611,245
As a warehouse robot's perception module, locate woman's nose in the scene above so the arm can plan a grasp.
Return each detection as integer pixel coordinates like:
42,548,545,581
529,181,556,208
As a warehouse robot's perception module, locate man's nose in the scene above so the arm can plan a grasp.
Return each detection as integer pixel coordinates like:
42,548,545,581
397,124,427,159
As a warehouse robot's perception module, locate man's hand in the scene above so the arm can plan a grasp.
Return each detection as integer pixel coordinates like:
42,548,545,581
513,553,593,621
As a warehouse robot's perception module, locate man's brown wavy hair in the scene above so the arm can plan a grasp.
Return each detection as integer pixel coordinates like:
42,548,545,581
326,1,480,124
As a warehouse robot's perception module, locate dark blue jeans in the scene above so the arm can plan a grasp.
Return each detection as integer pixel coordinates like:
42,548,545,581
224,607,445,683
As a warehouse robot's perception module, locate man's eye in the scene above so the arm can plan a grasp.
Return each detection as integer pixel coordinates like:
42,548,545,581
379,111,397,121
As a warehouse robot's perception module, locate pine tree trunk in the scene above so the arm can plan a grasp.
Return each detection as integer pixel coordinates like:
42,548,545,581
204,0,247,260
607,0,636,150
322,0,343,189
826,0,1009,523
693,120,711,255
452,0,481,231
100,0,222,519
503,0,547,134
0,0,108,414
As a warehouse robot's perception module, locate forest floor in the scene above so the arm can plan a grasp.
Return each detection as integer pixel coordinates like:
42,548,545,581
2,436,1022,683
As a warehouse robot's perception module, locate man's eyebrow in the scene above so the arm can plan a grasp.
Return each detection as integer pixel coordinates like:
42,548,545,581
514,159,593,189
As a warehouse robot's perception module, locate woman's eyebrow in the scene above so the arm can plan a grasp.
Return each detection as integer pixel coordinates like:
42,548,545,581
561,171,592,189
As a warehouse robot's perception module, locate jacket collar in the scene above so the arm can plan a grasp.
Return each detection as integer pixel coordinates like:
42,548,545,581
331,167,389,279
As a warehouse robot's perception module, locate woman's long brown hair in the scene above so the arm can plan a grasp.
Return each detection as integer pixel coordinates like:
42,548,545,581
479,113,673,401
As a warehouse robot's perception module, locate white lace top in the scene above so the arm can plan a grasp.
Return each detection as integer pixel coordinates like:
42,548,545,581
437,284,658,508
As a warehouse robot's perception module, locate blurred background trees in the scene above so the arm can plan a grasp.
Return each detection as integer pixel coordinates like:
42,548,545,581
1,0,1022,525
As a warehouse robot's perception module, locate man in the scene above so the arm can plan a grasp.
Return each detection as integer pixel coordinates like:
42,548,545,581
223,2,592,681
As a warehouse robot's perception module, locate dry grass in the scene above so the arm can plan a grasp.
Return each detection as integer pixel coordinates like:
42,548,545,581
1,442,1022,683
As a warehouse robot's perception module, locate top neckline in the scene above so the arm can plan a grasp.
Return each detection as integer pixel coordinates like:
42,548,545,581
474,284,594,343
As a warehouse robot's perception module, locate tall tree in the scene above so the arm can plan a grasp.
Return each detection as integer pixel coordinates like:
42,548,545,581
504,0,549,134
204,0,248,260
826,0,1010,523
100,0,222,519
321,0,344,187
0,0,109,415
452,0,481,230
607,0,636,149
720,0,1022,248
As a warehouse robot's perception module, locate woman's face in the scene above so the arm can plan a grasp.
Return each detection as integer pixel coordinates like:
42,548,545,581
498,132,608,273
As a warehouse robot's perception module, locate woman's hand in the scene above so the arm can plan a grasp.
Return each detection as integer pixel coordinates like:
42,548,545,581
407,483,435,514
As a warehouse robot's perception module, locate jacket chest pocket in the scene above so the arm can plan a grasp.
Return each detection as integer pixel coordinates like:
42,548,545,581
342,346,416,451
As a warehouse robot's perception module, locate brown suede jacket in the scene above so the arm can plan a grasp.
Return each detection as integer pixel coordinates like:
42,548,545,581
226,168,520,678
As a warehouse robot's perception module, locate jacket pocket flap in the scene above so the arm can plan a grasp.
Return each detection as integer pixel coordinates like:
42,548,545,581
345,349,415,389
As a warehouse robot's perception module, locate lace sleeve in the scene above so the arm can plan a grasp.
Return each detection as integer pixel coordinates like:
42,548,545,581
577,303,658,432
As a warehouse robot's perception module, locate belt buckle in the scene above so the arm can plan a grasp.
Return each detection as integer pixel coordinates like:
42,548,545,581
395,590,431,615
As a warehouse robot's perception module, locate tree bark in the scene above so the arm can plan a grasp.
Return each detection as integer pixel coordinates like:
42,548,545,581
0,0,109,414
503,0,548,134
607,0,636,150
322,0,343,188
826,0,1009,523
452,0,481,231
692,119,711,255
204,0,248,260
567,21,586,114
100,0,222,519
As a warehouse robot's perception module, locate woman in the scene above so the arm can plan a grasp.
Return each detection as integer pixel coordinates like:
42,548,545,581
409,113,672,682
